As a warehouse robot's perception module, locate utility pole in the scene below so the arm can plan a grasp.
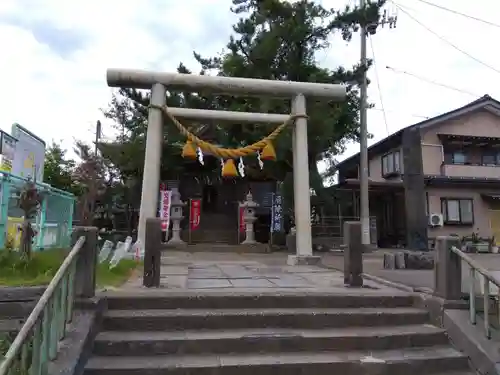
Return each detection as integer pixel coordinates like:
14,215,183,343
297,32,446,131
359,2,398,247
95,120,102,155
359,0,370,247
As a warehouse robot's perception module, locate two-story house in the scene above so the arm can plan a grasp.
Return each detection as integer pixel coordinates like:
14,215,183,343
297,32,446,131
336,95,500,250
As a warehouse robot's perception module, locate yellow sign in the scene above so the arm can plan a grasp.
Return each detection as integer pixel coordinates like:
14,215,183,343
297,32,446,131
7,217,23,249
20,152,35,177
0,156,12,172
24,152,34,169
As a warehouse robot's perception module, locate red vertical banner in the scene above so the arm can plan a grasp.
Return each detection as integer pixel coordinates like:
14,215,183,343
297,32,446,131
239,207,245,233
190,199,201,230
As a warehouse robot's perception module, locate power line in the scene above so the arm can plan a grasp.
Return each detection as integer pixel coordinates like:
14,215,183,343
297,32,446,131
413,0,500,29
392,2,500,76
368,37,389,135
370,107,430,120
385,65,482,98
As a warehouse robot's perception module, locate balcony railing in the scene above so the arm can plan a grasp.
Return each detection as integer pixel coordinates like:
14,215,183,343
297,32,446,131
441,164,500,179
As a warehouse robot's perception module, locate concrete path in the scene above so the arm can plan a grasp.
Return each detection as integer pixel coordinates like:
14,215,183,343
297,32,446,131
117,251,400,294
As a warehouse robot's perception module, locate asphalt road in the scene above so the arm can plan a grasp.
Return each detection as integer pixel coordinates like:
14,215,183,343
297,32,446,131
321,251,500,292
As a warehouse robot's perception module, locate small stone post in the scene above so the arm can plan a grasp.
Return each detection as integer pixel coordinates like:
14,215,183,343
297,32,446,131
167,187,186,247
239,192,258,245
71,226,99,298
343,221,363,287
144,218,162,288
434,236,462,300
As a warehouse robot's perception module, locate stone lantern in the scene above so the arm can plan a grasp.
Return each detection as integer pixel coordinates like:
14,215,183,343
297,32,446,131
167,187,186,247
239,191,259,245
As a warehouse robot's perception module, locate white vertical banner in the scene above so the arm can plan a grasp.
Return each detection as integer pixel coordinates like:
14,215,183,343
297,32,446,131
159,189,172,232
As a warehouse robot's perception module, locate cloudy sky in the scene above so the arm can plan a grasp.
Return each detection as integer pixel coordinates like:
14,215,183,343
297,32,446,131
0,0,499,165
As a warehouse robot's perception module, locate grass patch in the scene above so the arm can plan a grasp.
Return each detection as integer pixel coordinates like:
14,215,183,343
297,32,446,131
0,332,10,356
0,248,141,287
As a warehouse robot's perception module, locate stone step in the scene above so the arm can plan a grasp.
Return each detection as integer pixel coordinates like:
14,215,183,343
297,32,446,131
93,324,449,356
104,292,416,310
195,215,238,230
0,318,23,334
84,346,470,375
189,230,237,244
185,243,269,253
102,307,429,331
0,301,36,319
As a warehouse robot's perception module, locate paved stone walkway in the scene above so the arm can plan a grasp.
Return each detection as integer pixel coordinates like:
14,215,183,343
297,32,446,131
118,251,395,292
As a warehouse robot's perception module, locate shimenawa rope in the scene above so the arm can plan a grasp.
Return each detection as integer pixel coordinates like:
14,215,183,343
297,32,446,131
149,104,307,159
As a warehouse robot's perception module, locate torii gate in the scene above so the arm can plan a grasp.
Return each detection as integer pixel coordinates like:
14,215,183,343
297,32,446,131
106,69,346,265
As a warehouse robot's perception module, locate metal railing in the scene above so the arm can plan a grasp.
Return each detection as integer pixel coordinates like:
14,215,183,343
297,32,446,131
0,236,86,375
451,245,500,339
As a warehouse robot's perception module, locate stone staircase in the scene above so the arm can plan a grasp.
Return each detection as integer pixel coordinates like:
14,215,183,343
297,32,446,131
188,212,239,244
0,287,42,337
186,243,269,253
84,292,476,375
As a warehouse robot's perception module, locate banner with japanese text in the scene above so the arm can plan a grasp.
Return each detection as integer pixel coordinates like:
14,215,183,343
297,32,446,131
270,193,283,233
190,199,201,230
239,206,245,233
159,189,172,232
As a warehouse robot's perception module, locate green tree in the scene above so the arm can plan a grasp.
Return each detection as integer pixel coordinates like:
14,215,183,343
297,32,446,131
193,0,383,210
102,0,385,213
73,141,107,225
43,142,79,195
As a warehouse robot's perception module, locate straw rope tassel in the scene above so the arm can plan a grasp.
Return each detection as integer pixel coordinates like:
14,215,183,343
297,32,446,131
222,159,238,178
182,140,197,159
261,141,276,161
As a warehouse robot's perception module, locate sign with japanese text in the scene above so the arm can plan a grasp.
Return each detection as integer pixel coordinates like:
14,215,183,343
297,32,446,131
0,131,16,173
11,124,45,181
270,193,283,233
159,189,172,232
190,199,201,230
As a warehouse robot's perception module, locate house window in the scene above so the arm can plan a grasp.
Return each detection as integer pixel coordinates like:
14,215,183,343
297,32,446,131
393,150,401,171
482,151,500,165
382,151,401,177
451,151,467,164
482,153,496,165
441,198,473,225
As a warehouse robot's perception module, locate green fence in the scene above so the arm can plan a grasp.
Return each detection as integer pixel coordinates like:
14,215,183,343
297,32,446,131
0,235,86,375
0,172,75,250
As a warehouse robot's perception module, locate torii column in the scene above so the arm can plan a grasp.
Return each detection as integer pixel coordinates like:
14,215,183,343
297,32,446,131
288,93,316,265
137,83,165,246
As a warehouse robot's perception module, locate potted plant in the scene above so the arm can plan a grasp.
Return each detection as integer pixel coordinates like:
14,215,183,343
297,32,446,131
462,231,479,253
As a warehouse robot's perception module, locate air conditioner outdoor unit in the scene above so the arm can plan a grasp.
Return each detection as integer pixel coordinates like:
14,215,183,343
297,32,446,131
428,213,444,227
